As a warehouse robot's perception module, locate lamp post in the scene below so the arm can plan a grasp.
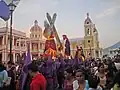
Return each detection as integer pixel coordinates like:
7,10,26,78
8,2,16,62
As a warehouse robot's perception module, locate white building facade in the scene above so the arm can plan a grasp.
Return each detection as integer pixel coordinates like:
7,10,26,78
0,20,46,63
0,27,27,63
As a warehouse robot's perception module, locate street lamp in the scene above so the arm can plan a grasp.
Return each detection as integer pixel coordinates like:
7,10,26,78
8,2,16,62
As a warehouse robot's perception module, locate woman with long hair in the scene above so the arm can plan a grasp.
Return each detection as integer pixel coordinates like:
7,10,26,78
64,67,74,90
73,69,89,90
95,63,106,89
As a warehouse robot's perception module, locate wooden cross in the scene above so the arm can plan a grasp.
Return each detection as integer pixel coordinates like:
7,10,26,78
46,13,62,50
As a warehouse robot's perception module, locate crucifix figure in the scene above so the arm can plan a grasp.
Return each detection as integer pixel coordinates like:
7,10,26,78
43,13,57,59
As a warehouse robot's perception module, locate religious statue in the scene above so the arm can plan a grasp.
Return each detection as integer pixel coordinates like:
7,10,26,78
75,45,85,62
43,13,64,59
43,15,57,59
44,31,57,58
62,35,71,58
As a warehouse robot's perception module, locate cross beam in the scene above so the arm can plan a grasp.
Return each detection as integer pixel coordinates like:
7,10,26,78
46,13,62,50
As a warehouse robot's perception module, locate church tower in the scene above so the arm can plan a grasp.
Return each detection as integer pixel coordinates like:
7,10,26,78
29,20,45,59
84,13,101,58
30,20,42,39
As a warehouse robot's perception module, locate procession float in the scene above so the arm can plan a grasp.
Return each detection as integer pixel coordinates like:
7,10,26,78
43,13,85,61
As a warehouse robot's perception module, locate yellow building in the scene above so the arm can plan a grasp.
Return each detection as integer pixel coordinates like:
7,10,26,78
70,13,102,58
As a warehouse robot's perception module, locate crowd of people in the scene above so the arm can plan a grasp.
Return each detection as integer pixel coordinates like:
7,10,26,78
0,54,120,90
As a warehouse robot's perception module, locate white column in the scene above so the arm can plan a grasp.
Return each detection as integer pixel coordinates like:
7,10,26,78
12,36,14,49
13,53,15,63
19,38,20,47
2,36,5,62
15,54,17,62
4,51,7,62
38,42,40,55
93,49,96,58
85,50,86,57
2,51,5,62
2,50,7,63
6,34,8,49
2,36,5,45
24,39,27,51
40,43,42,50
19,38,21,56
15,53,17,63
101,50,102,57
20,52,22,58
42,43,44,53
98,50,100,58
12,36,14,45
99,50,102,58
30,41,32,52
30,41,32,59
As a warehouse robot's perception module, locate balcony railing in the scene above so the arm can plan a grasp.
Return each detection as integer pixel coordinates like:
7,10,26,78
0,45,6,50
6,45,27,51
14,46,27,51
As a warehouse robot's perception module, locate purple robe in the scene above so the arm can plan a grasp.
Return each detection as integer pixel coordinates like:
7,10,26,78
43,56,58,90
65,39,71,56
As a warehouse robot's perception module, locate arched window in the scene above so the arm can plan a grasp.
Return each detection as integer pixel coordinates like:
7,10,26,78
87,22,89,24
17,43,19,46
21,43,23,47
88,40,90,43
35,35,37,38
87,28,90,35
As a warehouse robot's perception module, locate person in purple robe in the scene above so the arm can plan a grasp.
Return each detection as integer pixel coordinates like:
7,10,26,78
42,56,57,90
57,58,66,89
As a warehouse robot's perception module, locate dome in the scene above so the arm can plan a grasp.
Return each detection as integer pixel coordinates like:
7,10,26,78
84,13,92,24
30,20,42,32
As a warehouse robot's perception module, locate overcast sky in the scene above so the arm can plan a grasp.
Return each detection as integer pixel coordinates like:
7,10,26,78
0,0,120,48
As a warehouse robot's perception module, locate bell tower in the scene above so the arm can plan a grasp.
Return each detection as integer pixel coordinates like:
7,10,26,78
83,13,101,58
84,13,94,57
84,13,93,36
